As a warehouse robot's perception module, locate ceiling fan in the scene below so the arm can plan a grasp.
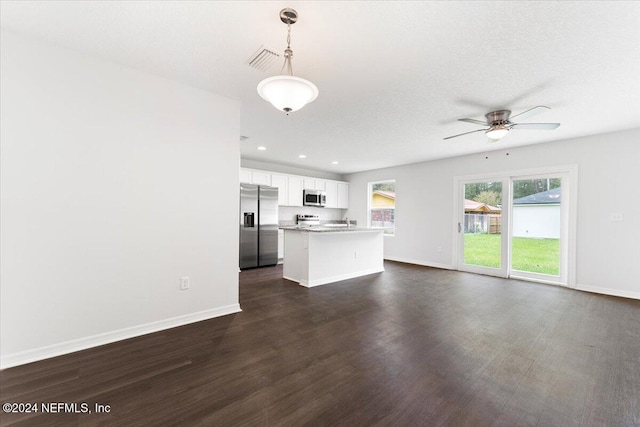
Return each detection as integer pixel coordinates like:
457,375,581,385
444,105,560,141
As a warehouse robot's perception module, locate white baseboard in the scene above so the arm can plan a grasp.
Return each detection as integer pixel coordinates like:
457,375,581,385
285,267,385,288
576,284,640,300
384,256,454,271
386,260,639,301
0,304,242,370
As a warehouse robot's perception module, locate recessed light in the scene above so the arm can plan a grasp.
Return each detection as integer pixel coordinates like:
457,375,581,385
331,161,339,165
298,154,307,159
257,146,267,151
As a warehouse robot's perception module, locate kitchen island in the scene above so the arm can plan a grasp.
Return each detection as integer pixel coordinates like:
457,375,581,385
281,226,384,287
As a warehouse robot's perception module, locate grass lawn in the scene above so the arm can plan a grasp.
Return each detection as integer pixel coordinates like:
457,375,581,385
464,233,560,275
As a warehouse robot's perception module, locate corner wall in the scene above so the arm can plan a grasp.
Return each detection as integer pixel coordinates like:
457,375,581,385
345,129,640,299
0,31,241,368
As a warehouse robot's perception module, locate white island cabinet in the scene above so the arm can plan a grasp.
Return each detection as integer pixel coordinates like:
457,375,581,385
282,228,384,287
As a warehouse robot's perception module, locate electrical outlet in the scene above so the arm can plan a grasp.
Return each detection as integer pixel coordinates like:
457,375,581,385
180,276,190,290
437,246,442,253
609,213,624,222
354,250,358,259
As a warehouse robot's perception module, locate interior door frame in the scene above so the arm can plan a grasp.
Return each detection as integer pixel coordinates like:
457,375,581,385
453,165,578,287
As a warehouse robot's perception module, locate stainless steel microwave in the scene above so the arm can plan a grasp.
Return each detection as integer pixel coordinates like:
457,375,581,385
303,189,326,207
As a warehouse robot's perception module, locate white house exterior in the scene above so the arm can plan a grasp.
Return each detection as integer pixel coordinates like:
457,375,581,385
512,188,561,238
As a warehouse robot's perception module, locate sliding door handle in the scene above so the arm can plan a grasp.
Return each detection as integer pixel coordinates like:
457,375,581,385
458,222,462,233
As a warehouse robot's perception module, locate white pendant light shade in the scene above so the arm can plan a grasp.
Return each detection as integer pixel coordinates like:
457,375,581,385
257,75,318,113
257,8,318,114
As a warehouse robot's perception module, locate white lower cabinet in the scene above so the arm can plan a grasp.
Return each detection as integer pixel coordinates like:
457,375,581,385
282,229,384,287
278,229,284,262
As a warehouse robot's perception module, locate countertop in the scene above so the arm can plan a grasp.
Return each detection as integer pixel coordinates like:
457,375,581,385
279,225,382,233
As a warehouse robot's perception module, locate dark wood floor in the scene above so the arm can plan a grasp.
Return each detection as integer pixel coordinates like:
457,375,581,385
1,261,639,426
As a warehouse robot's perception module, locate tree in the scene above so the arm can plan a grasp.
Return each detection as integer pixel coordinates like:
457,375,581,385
372,182,395,192
465,182,502,201
513,178,561,199
465,178,561,204
473,190,501,207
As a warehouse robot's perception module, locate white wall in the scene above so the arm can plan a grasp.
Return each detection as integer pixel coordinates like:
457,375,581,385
513,205,561,238
0,31,241,368
345,129,640,300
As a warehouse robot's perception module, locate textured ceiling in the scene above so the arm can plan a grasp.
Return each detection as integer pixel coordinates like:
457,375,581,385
2,1,639,174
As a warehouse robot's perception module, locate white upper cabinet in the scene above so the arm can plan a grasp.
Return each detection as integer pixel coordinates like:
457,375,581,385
303,177,327,192
303,176,327,191
271,173,289,206
240,168,271,186
239,169,251,183
325,180,338,208
239,168,347,208
326,180,348,209
288,176,304,207
337,182,349,209
303,177,315,190
251,171,271,186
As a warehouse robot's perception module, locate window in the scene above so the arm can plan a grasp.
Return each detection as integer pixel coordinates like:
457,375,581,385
368,180,395,235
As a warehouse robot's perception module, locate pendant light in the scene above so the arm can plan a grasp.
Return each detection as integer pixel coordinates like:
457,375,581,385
257,8,318,115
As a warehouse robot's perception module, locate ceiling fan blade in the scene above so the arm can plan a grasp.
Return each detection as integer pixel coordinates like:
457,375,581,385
511,122,560,130
458,118,489,126
509,105,550,121
443,128,488,140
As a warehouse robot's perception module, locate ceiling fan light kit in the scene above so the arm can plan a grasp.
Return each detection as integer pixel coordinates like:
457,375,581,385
485,125,510,141
444,106,560,142
257,8,318,115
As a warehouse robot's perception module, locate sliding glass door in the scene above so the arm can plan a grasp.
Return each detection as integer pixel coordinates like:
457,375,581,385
510,173,568,284
456,169,573,286
458,179,508,278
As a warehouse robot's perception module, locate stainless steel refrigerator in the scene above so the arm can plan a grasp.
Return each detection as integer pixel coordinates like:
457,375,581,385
239,184,279,269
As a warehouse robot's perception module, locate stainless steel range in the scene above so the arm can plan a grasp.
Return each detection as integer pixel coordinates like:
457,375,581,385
297,214,320,227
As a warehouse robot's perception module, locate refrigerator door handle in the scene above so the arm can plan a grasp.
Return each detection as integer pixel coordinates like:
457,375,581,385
244,212,255,228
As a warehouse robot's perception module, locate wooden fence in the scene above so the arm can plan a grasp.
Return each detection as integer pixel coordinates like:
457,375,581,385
464,214,501,234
